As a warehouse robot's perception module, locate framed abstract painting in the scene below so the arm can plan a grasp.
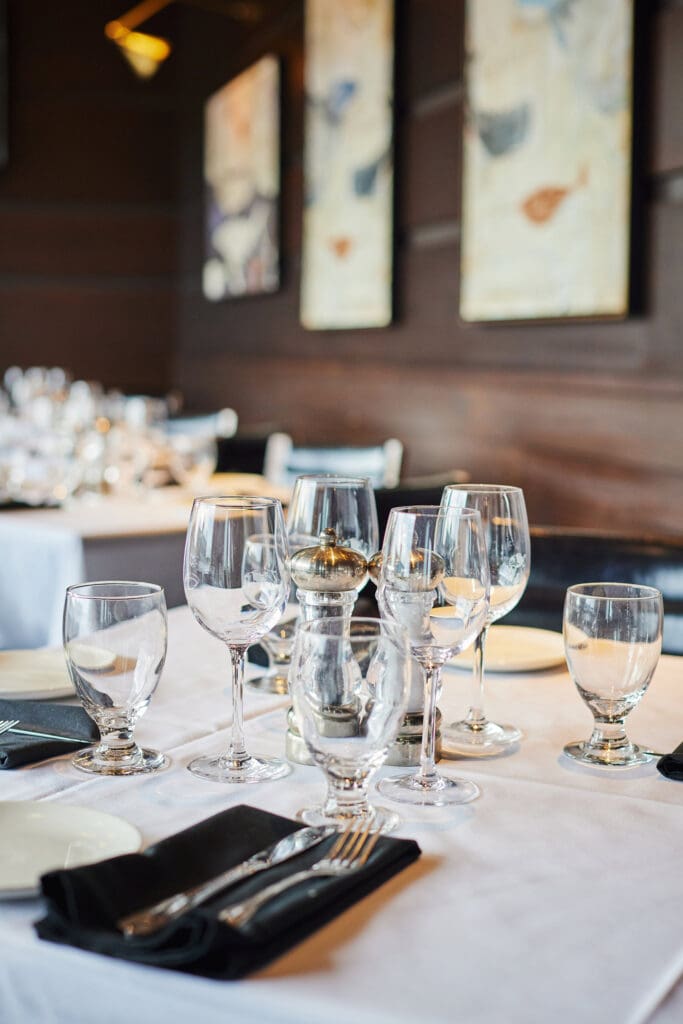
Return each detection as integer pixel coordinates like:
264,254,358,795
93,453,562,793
203,55,280,301
300,0,395,330
459,0,635,322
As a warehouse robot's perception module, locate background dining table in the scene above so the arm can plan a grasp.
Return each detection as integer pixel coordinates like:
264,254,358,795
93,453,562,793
1,606,683,1024
0,476,288,649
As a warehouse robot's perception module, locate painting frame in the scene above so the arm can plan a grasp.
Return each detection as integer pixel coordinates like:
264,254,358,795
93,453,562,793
300,0,395,331
202,54,281,302
459,0,636,325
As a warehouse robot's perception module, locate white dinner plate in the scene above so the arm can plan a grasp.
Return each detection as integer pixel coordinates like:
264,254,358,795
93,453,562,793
0,649,75,700
0,801,142,899
449,625,566,673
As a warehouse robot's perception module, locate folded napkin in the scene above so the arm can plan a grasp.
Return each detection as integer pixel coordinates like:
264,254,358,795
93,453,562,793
0,698,98,769
657,743,683,780
36,804,421,979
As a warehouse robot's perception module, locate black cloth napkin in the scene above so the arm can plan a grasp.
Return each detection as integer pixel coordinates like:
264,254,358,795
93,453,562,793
657,742,683,780
36,803,421,979
0,698,98,769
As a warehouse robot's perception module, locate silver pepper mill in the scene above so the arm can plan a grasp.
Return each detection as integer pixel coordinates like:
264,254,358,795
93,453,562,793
367,553,442,766
285,528,368,764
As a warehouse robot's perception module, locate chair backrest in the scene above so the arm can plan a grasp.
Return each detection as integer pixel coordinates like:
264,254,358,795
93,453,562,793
507,527,683,655
264,433,403,488
164,408,238,439
215,434,269,475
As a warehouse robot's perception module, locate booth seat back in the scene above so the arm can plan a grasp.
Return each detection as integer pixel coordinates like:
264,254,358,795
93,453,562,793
507,527,683,655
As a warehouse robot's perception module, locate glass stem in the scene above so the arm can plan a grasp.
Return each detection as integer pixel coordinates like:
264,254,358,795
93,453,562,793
418,665,441,783
465,626,489,729
589,719,631,754
228,645,248,766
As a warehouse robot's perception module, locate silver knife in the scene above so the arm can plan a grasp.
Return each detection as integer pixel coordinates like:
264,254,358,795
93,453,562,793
118,825,333,938
5,725,89,744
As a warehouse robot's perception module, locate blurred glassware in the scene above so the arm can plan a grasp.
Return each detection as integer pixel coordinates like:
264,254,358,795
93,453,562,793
287,474,379,562
289,617,411,832
563,582,663,768
440,484,530,756
376,505,490,807
63,581,168,775
167,433,218,493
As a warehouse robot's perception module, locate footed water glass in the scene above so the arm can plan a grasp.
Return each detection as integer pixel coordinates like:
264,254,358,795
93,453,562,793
563,583,663,768
289,617,411,833
63,581,168,775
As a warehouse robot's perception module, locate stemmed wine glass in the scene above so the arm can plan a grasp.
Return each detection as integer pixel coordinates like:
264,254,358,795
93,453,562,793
289,617,411,832
63,581,168,775
376,506,490,806
183,496,291,783
563,583,663,767
440,485,530,756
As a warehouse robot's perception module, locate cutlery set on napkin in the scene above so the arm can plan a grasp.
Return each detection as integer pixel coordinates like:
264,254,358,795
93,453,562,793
36,804,421,978
0,698,97,768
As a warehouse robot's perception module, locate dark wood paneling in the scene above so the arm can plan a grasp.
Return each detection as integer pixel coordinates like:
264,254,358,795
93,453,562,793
0,0,178,391
0,284,175,391
400,99,462,230
402,0,464,101
0,207,176,276
652,4,683,173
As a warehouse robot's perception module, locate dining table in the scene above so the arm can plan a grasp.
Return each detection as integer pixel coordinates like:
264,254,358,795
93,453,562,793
1,606,683,1024
0,475,288,650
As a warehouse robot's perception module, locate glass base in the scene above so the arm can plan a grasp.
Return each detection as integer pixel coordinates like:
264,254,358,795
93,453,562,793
377,771,480,807
73,745,168,776
187,752,291,784
297,802,399,834
563,740,654,769
246,672,289,696
442,719,522,757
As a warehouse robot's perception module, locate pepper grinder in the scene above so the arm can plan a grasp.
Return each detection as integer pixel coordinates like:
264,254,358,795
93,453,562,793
285,528,368,764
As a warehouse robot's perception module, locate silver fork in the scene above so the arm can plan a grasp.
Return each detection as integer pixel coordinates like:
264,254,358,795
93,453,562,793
0,720,20,737
218,821,381,929
0,719,85,743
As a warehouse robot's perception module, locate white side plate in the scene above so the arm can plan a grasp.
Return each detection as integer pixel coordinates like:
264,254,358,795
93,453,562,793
0,801,142,898
449,625,566,674
0,649,75,700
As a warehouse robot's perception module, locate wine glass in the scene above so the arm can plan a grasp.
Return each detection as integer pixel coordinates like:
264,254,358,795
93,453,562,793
246,613,298,695
563,583,663,767
289,617,411,832
376,506,490,806
287,474,379,562
440,484,530,756
183,495,291,783
63,581,168,775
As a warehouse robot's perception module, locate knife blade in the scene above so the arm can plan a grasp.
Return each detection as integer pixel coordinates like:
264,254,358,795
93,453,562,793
4,724,90,744
118,824,334,937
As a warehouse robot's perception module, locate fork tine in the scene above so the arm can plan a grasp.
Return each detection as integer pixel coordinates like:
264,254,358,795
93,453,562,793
0,720,19,736
327,820,357,860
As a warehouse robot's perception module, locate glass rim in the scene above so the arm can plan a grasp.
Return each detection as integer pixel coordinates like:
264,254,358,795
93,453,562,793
566,582,663,602
65,581,164,600
442,483,524,495
388,504,481,519
291,474,372,486
191,494,282,509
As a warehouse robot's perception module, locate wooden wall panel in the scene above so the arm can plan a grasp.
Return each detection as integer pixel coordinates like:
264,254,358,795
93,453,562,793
0,0,178,392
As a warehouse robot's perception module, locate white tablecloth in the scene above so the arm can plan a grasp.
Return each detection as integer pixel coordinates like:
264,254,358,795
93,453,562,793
1,607,683,1024
0,477,286,649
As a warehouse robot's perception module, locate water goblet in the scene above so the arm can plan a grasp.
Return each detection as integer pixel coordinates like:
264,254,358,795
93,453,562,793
246,613,298,695
183,495,291,783
63,581,168,775
440,484,530,756
376,506,490,806
287,473,379,564
289,617,411,833
563,582,663,767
